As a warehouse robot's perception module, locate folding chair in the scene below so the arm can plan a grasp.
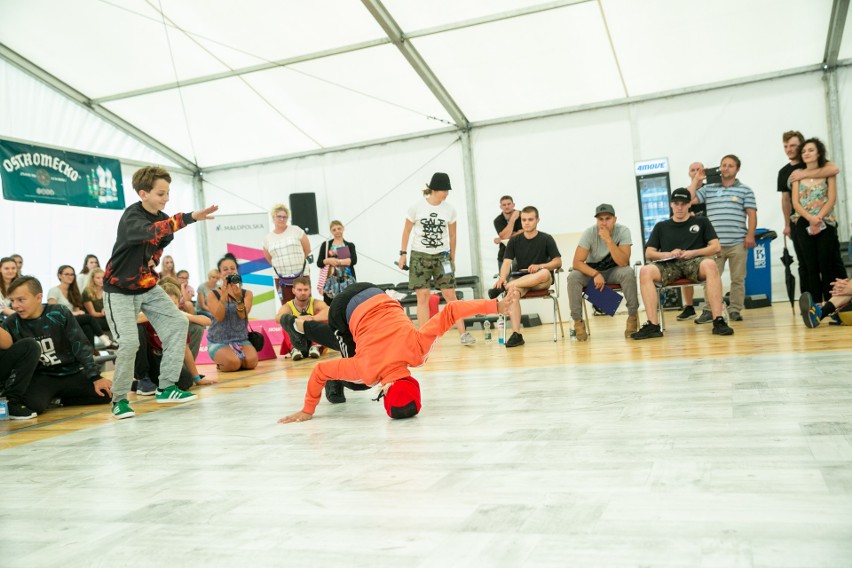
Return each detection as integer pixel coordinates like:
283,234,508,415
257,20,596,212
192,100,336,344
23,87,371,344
655,278,704,331
502,268,565,342
577,261,640,336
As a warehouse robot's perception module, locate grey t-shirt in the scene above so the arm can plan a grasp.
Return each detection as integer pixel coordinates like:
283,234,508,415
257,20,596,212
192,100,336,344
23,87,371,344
577,223,632,263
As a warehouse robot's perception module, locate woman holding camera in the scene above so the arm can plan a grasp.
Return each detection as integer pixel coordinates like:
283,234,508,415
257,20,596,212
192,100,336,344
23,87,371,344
791,137,846,303
206,253,258,372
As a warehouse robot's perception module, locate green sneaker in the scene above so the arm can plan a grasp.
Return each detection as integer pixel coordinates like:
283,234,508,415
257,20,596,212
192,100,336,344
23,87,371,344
111,399,135,419
155,385,198,404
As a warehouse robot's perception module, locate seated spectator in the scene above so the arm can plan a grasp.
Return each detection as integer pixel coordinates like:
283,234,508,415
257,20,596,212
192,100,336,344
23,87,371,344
159,276,205,357
490,206,562,348
81,268,109,334
0,256,20,319
799,278,852,328
135,279,216,395
195,268,218,319
1,276,112,415
77,254,100,291
276,276,329,361
632,188,733,340
47,265,116,349
0,326,40,419
176,270,196,314
567,204,639,341
206,253,258,372
159,255,177,280
10,254,23,274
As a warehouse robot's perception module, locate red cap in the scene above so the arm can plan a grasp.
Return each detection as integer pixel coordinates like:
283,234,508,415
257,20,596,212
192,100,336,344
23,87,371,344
383,377,421,419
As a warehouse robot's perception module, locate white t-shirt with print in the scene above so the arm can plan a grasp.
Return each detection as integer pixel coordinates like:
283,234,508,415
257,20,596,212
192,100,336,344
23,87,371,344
407,199,456,254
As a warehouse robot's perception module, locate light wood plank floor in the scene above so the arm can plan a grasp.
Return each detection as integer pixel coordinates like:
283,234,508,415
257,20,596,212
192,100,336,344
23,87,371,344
1,304,850,567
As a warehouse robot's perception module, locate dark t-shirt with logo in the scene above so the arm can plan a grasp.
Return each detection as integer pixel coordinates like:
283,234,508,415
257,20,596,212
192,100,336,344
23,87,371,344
777,162,806,194
2,304,100,378
646,216,718,252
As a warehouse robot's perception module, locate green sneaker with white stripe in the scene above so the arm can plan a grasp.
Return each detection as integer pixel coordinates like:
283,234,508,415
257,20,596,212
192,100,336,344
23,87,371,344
155,385,197,404
111,399,135,419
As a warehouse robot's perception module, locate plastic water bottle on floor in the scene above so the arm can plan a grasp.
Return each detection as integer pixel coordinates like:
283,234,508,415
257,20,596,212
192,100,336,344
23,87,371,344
484,320,492,343
497,315,505,345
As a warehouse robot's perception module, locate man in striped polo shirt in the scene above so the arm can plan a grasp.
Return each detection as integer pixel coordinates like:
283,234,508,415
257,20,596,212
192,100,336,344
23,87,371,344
687,154,757,323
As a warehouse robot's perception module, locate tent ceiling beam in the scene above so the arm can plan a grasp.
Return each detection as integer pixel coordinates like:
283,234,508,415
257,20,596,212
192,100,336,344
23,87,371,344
0,43,197,173
360,0,468,128
93,1,591,105
201,126,459,174
824,0,850,67
470,62,848,130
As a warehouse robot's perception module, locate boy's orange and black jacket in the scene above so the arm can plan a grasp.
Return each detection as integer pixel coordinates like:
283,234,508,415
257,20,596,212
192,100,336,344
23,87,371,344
104,202,196,295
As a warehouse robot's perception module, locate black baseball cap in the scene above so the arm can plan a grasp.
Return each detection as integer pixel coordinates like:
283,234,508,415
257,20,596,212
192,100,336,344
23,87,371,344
671,188,691,203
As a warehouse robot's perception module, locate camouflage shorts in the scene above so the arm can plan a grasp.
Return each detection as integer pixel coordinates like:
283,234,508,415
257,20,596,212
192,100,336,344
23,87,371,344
409,250,456,290
656,257,707,286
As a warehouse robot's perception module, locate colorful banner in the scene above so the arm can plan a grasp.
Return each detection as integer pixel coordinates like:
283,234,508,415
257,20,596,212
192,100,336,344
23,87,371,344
0,138,125,210
206,213,277,319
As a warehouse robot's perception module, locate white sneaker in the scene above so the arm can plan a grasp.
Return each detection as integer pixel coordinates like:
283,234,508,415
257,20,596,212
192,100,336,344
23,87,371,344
289,347,304,361
308,345,321,359
460,332,476,346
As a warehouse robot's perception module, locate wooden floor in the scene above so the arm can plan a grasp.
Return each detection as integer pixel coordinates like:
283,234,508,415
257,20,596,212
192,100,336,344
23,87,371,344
1,303,851,566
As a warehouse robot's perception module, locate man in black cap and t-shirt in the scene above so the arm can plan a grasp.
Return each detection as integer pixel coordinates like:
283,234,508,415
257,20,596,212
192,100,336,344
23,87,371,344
631,188,734,340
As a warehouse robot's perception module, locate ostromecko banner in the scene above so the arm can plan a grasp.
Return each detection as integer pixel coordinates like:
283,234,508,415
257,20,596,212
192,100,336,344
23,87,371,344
0,138,125,210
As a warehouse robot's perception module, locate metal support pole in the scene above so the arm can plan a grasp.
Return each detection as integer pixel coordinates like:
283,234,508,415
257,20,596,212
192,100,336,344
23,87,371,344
823,68,848,241
460,129,484,297
193,172,211,275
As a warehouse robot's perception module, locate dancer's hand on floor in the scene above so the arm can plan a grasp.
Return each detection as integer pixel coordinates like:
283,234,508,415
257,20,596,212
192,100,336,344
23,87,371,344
279,411,312,424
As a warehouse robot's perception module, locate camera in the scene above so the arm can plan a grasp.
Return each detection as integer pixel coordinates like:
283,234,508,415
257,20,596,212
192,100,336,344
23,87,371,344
704,166,722,185
225,273,242,285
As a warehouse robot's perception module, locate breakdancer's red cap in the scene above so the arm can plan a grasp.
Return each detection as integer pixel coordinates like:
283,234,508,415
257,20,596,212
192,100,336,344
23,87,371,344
383,377,421,419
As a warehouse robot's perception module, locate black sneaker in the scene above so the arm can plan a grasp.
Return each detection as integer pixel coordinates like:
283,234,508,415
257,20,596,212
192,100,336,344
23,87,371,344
694,310,713,324
676,305,696,320
728,311,743,321
631,321,663,340
712,317,734,335
505,332,525,347
8,401,37,420
488,286,505,300
280,313,308,352
324,380,346,404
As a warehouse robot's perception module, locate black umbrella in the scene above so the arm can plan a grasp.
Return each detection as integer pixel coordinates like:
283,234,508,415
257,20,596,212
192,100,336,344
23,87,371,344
780,236,796,310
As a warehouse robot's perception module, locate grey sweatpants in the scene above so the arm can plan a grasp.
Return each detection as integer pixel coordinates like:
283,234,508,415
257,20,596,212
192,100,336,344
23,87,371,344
567,265,639,321
104,286,189,402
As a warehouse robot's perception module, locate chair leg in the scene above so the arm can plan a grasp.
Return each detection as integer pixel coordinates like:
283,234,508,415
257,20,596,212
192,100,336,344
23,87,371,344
582,300,590,336
555,297,565,340
657,288,666,331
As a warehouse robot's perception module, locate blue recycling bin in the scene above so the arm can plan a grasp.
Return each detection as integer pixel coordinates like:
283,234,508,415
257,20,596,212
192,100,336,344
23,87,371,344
745,228,775,301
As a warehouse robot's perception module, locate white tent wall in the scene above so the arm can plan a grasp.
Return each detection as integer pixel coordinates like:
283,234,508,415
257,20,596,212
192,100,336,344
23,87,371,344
471,71,838,317
0,164,198,291
0,59,178,167
0,58,202,291
200,133,468,295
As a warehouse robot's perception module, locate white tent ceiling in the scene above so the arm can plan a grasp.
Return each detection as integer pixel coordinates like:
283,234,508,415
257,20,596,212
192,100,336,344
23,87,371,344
0,0,848,171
